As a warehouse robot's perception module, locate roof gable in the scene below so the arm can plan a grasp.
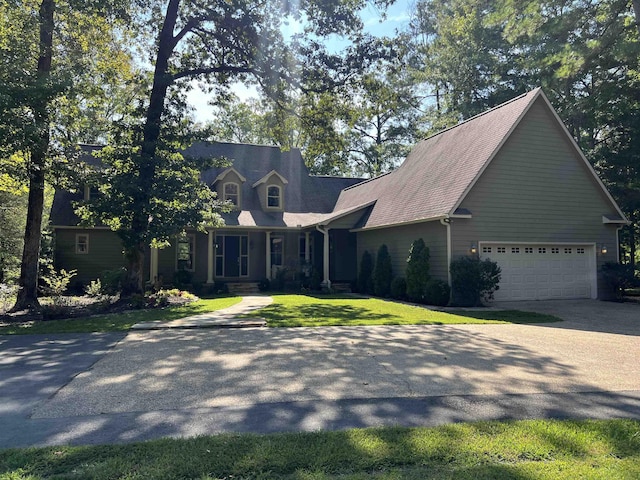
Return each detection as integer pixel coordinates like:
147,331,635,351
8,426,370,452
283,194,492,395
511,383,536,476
252,169,289,187
335,88,628,229
214,167,246,183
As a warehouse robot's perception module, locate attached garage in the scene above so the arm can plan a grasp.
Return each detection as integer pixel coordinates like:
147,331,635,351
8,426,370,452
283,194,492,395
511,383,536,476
480,243,597,301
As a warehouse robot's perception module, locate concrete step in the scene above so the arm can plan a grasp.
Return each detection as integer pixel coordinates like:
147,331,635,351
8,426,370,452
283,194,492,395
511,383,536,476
227,282,261,295
332,283,352,293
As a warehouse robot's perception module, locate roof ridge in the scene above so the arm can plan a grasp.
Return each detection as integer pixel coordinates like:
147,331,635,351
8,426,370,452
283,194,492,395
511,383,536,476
421,88,539,143
341,170,395,192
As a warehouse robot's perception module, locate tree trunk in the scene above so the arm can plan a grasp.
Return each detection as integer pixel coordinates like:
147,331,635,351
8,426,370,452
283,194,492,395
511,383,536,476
11,0,54,313
121,0,180,296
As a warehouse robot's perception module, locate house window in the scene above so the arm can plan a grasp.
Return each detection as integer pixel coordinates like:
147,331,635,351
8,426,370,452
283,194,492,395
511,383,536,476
176,234,195,271
267,185,281,208
271,235,284,267
75,234,89,254
577,247,585,254
224,182,240,206
538,247,547,254
482,246,492,254
84,185,100,201
525,247,533,254
511,247,520,254
497,247,506,253
565,248,572,254
551,248,559,254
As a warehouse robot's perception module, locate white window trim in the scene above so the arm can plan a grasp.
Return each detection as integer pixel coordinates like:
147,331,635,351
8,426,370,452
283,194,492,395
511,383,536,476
176,233,196,272
266,184,282,209
270,234,284,267
223,181,241,208
75,233,89,254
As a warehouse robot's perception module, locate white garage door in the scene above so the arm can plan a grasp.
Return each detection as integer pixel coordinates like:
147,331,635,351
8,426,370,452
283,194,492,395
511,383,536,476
480,243,596,301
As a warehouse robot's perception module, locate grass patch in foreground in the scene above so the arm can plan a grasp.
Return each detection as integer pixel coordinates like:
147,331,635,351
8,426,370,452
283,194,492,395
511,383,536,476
1,419,638,479
0,296,242,335
253,294,561,327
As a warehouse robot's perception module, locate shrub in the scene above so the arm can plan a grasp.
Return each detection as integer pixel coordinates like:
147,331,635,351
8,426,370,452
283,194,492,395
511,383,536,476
600,262,635,301
373,244,393,297
450,256,501,307
41,268,77,306
390,277,407,300
173,269,193,289
85,279,103,298
358,250,374,294
424,279,451,306
258,277,271,292
406,239,430,302
310,268,322,291
99,268,126,295
271,267,287,291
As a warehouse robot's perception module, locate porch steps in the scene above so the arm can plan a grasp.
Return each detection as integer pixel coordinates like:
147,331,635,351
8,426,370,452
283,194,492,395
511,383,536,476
227,282,261,295
331,283,352,293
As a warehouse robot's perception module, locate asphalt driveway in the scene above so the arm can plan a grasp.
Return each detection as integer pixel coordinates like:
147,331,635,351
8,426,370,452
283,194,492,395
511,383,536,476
1,299,638,448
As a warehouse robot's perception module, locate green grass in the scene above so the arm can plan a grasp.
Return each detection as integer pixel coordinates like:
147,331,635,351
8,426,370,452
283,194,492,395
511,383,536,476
0,296,242,335
1,419,638,479
252,294,562,327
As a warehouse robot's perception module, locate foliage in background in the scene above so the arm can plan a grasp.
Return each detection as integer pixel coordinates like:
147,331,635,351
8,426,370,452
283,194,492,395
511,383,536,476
373,244,393,297
450,256,501,307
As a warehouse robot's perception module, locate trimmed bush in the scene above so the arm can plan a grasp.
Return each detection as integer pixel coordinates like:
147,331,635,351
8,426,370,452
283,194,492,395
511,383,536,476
424,279,451,306
390,277,407,300
406,239,430,302
258,277,271,292
99,268,126,295
600,262,635,301
373,244,393,297
358,250,374,294
450,256,501,307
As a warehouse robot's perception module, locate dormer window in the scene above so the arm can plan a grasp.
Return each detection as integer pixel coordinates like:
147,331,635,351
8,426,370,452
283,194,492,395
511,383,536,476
267,185,281,208
224,182,240,206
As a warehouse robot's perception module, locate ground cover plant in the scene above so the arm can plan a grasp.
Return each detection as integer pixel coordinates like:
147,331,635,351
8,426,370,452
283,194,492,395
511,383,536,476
0,296,241,335
0,419,638,479
251,294,561,327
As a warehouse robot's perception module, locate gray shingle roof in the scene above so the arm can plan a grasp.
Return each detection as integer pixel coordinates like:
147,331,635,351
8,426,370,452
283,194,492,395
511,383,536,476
50,142,364,227
334,88,542,229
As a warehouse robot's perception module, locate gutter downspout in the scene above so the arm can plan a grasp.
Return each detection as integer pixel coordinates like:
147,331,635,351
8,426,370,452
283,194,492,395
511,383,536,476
316,224,331,289
440,217,452,287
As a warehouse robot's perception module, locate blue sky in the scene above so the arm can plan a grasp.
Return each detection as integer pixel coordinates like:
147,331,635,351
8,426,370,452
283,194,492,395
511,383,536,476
187,0,413,123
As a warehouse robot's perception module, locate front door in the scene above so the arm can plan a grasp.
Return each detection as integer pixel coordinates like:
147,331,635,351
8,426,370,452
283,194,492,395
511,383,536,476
216,234,249,278
224,236,240,277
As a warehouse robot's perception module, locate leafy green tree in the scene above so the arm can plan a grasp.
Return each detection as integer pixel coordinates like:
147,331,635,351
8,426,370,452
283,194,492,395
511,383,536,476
1,0,133,312
406,238,430,302
373,244,392,297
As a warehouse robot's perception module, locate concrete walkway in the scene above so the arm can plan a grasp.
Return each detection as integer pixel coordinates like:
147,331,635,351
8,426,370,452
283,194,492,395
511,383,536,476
131,295,273,330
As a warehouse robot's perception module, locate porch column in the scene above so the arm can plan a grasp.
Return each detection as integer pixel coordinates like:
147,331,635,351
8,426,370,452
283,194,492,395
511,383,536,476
150,247,158,283
305,232,310,263
316,225,331,288
265,231,272,279
207,230,214,284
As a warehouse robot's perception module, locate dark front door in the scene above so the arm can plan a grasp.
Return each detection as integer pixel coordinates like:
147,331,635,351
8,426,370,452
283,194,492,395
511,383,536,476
224,235,240,277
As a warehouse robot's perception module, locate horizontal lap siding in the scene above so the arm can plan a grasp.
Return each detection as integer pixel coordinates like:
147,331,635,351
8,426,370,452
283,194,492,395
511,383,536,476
357,221,448,282
54,229,126,286
453,98,620,294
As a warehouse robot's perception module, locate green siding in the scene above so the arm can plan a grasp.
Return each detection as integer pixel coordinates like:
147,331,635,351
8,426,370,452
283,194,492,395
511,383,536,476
357,221,448,283
54,229,126,287
453,97,621,296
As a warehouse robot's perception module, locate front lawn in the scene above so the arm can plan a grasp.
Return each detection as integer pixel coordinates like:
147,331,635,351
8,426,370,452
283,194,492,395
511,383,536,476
254,294,562,327
0,296,242,335
1,419,638,479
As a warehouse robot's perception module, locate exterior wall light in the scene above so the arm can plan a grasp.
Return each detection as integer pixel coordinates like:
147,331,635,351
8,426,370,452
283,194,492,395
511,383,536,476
600,245,608,255
470,244,478,255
